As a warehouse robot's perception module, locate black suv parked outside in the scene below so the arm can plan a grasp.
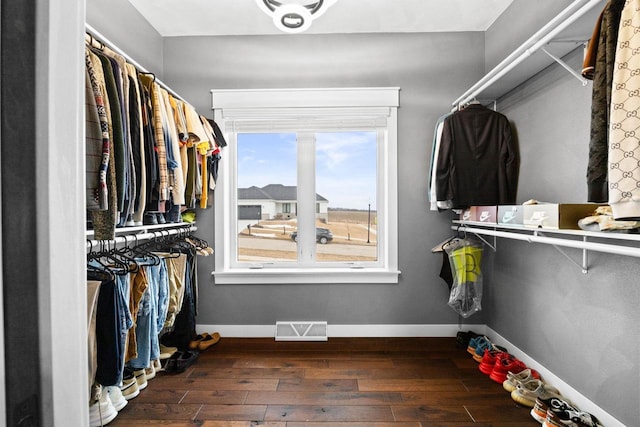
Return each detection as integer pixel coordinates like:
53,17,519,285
290,227,333,244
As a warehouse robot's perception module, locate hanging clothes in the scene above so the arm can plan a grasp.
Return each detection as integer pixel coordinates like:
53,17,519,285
587,0,625,203
581,7,605,80
608,0,640,219
86,47,119,240
139,74,169,211
125,63,146,225
435,104,518,209
85,34,225,238
85,67,106,212
428,112,452,211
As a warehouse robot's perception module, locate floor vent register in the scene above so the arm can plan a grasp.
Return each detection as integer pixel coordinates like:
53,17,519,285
275,321,328,341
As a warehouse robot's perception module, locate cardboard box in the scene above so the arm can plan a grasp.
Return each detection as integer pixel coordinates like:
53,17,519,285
522,203,602,229
459,206,497,223
497,205,524,226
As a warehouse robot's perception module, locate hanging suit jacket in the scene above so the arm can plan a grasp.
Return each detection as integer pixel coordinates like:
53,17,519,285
436,104,518,209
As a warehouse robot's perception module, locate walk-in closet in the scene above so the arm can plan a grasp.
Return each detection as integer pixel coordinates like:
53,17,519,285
1,0,637,426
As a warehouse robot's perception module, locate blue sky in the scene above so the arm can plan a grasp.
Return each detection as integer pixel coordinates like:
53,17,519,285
237,131,377,209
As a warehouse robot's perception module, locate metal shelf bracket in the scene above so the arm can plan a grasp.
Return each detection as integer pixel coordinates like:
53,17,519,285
541,47,589,86
536,230,588,273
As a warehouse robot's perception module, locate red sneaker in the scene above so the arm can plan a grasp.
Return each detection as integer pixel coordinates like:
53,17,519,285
490,354,526,383
479,349,508,375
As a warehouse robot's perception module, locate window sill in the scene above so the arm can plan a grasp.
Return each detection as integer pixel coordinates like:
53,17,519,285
211,268,401,284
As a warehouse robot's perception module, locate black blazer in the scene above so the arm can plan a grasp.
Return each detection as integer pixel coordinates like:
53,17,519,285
436,104,519,209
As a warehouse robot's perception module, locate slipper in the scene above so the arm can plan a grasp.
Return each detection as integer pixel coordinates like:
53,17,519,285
188,333,209,350
198,332,221,351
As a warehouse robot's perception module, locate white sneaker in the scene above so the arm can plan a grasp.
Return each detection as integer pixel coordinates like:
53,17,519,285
105,385,128,411
89,384,118,426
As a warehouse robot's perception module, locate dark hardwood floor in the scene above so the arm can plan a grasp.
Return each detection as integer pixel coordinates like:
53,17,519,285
108,337,539,426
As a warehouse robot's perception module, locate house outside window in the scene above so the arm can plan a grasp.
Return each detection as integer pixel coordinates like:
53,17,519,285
211,88,400,284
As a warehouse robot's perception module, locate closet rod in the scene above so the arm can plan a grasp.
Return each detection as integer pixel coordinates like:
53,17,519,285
452,0,603,108
85,23,183,101
86,225,197,249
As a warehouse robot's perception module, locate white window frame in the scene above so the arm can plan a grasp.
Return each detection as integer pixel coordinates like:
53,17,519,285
211,88,400,284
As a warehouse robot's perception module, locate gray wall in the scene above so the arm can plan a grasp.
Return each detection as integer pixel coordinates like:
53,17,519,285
484,2,638,425
489,47,640,426
162,32,484,326
485,0,575,72
86,0,163,74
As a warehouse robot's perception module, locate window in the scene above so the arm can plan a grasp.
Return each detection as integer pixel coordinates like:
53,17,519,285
211,88,400,284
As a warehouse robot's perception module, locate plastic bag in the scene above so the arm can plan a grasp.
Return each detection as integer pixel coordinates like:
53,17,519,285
444,238,483,318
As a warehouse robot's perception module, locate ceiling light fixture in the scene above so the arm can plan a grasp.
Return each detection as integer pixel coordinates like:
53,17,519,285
256,0,338,33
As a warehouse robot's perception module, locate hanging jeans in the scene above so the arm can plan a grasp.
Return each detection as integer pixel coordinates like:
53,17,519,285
127,286,152,370
115,273,134,383
127,258,168,369
149,259,169,342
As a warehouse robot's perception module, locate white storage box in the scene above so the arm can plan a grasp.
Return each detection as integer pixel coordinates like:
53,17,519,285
497,205,524,226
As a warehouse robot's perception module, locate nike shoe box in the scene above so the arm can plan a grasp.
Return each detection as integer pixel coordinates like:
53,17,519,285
497,205,524,226
522,203,603,229
460,206,497,224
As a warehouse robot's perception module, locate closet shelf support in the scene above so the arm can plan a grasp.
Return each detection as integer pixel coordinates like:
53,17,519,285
535,230,588,273
541,47,589,86
469,231,497,252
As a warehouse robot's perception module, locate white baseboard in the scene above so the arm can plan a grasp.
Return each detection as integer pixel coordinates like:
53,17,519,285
485,327,624,427
196,323,487,338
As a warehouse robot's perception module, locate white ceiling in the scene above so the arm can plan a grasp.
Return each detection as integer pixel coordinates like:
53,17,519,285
128,0,515,37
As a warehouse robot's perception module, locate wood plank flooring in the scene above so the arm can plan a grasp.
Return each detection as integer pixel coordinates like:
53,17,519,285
108,337,539,426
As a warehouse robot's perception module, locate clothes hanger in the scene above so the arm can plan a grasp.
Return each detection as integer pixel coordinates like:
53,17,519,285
87,240,129,277
110,235,140,273
130,234,162,266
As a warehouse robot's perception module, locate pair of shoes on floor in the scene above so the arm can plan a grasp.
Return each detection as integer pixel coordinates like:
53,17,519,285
489,353,527,384
456,330,480,349
89,384,118,426
503,368,541,393
467,335,491,357
512,378,561,408
120,371,140,401
531,395,603,426
467,335,507,363
121,366,147,399
478,349,527,383
104,385,127,412
164,350,199,374
144,359,161,379
188,332,221,351
132,368,148,390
